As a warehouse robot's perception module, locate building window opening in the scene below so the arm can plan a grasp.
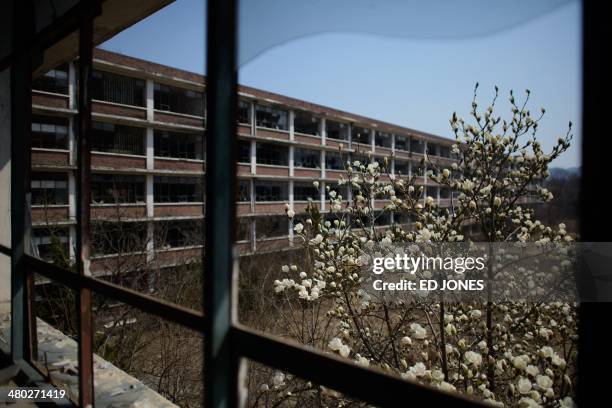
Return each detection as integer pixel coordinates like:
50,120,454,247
255,104,288,130
154,130,204,160
375,131,392,148
294,148,320,169
256,142,288,166
92,70,145,106
294,182,319,201
31,172,68,205
254,180,288,202
92,122,145,156
91,174,145,204
154,176,204,203
31,115,69,150
294,111,320,136
326,120,348,141
154,83,205,116
238,99,251,124
352,126,371,145
32,64,69,94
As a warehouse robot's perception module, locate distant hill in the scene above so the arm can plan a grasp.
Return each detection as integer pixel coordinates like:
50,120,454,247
548,166,581,180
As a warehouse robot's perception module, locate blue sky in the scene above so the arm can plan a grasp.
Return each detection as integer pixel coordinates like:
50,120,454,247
101,0,581,168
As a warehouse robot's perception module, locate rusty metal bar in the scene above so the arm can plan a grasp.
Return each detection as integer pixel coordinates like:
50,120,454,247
76,3,96,405
232,324,484,407
203,0,239,406
28,255,206,332
10,0,34,364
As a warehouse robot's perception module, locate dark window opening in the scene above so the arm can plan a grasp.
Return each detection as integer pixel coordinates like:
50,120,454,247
325,152,344,170
254,180,288,202
256,142,288,166
154,176,204,203
32,64,69,94
238,179,251,202
294,182,319,201
294,111,320,136
375,131,392,148
91,174,145,204
294,148,320,168
255,104,288,130
92,122,145,155
155,83,205,116
31,172,68,205
238,140,251,164
394,160,410,175
395,135,409,151
326,120,349,141
92,221,148,256
255,215,289,239
156,220,203,249
411,138,425,154
154,130,205,160
31,227,69,261
92,70,145,106
352,126,371,145
237,217,252,241
31,115,69,150
238,99,251,124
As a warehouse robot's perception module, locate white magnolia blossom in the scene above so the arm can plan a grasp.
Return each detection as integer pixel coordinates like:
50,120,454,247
263,87,576,407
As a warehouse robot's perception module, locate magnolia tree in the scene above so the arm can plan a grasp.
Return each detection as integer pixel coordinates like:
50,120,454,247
253,86,577,407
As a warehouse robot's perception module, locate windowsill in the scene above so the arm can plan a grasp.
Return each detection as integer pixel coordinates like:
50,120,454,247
154,202,205,206
92,98,146,110
255,201,288,204
92,150,146,159
31,204,70,208
294,131,321,138
154,109,205,120
156,244,204,253
257,235,290,242
255,126,289,133
32,89,70,98
32,147,70,154
91,203,146,207
154,156,204,163
0,318,178,407
294,166,321,171
256,163,289,169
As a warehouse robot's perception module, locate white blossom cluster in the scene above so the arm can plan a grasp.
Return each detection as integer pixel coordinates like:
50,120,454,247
254,87,577,407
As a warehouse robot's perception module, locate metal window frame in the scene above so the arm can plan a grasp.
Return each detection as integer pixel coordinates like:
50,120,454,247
4,0,608,407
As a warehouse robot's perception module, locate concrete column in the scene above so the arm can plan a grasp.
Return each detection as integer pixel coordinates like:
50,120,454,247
68,62,77,110
146,79,154,122
320,181,326,212
391,133,396,154
289,145,294,177
320,150,326,179
146,175,154,218
250,101,256,135
370,128,376,153
321,117,326,146
250,140,256,174
68,225,76,261
146,127,154,170
68,172,76,219
347,123,352,150
68,116,76,166
289,110,295,141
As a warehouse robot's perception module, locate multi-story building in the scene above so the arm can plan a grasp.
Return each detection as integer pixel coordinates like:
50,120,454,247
30,48,457,275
